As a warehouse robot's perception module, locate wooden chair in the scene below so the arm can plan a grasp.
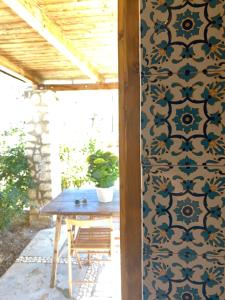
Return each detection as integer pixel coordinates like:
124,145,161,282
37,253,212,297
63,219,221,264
65,216,114,297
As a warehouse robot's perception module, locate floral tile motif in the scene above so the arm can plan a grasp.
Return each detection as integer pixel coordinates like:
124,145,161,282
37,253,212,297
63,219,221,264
141,75,225,165
141,58,225,88
143,249,225,300
141,1,225,298
142,166,225,252
141,0,225,71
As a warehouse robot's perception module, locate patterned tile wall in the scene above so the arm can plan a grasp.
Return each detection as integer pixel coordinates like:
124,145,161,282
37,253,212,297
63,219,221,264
141,1,225,299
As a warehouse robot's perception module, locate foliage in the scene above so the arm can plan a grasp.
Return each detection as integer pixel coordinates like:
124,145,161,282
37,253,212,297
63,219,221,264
0,128,34,230
60,139,96,189
87,150,119,188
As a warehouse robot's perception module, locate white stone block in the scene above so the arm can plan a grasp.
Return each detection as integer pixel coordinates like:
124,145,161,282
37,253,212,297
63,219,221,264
28,189,37,199
39,172,51,182
43,191,52,199
30,93,41,105
26,134,38,142
41,145,51,154
25,149,34,156
34,124,43,135
41,133,50,144
39,183,51,191
32,114,40,123
25,123,35,133
33,154,42,162
40,112,50,122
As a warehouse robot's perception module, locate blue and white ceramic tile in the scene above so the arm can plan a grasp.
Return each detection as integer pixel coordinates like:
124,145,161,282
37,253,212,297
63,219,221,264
141,76,225,166
143,166,225,252
141,1,225,299
143,250,225,300
141,0,225,71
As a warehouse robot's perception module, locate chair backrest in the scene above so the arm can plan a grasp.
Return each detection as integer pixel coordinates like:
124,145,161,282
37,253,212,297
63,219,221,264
65,216,113,230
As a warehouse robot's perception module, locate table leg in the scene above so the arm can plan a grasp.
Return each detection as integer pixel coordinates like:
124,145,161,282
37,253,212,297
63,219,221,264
50,215,62,288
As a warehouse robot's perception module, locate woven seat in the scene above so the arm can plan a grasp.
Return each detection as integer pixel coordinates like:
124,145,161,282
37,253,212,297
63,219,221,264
74,227,111,250
65,217,114,297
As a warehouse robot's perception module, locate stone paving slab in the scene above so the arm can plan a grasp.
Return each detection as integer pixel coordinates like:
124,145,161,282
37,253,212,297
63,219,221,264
21,226,67,258
0,226,121,300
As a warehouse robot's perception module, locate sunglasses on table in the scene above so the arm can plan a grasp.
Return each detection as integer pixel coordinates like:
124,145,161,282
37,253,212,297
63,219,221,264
74,198,87,205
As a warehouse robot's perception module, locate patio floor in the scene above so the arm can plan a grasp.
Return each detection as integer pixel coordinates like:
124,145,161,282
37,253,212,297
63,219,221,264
0,223,121,300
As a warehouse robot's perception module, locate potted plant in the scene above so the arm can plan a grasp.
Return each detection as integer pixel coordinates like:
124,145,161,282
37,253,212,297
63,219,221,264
87,150,119,202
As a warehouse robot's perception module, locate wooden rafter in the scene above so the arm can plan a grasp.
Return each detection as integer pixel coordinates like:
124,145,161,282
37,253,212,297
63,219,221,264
0,54,40,84
38,82,118,91
2,0,102,82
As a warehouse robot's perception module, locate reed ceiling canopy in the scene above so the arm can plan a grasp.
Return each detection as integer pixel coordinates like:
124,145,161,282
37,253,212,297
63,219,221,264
0,0,118,88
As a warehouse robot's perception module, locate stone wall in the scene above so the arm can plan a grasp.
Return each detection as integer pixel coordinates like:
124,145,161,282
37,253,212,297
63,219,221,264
24,89,61,227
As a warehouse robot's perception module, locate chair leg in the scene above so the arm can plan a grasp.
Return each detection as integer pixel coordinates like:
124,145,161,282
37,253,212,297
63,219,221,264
88,252,91,265
74,251,82,269
67,226,73,298
110,225,114,258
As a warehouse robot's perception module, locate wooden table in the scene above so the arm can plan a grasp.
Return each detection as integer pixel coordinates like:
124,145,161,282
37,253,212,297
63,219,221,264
40,188,119,287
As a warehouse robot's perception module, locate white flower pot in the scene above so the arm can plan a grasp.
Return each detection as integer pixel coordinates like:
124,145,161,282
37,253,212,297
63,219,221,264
96,187,114,203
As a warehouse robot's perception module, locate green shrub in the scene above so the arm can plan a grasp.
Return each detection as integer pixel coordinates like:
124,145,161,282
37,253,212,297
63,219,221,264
0,128,34,230
87,150,119,188
60,139,96,189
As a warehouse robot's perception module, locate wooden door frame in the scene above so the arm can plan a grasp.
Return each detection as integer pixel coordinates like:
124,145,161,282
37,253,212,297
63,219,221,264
118,0,142,299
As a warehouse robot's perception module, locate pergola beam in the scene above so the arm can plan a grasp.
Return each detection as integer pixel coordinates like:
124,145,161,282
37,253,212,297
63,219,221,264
2,0,102,82
38,82,118,91
0,54,40,84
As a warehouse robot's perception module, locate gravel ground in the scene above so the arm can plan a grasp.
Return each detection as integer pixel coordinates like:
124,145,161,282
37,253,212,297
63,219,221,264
0,224,38,277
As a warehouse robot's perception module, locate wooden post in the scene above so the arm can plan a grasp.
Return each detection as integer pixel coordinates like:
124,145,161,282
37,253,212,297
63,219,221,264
50,215,62,288
118,0,142,300
66,223,73,298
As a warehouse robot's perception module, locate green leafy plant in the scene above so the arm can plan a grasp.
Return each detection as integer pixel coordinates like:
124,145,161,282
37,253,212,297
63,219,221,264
87,150,119,188
60,139,96,189
0,128,34,230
